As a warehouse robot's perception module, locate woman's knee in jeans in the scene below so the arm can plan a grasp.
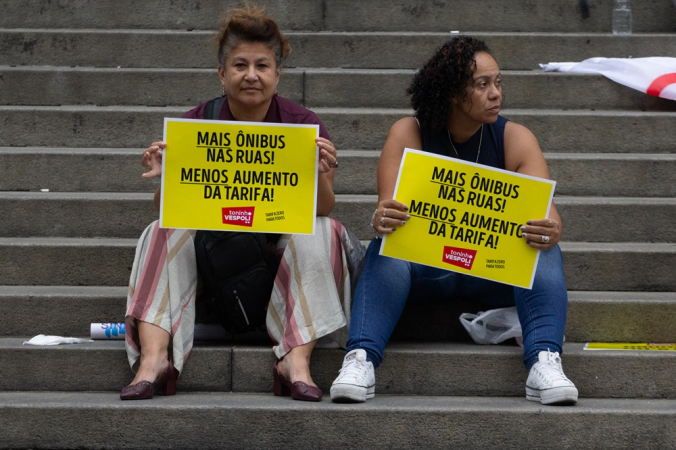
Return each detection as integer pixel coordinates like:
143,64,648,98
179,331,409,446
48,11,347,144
532,244,567,293
361,239,411,282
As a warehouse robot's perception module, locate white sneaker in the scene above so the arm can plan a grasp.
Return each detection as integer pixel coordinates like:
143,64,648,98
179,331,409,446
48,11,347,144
526,350,578,405
330,349,376,402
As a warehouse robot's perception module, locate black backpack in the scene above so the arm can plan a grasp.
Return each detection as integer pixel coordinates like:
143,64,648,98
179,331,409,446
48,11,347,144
194,230,278,334
194,96,278,334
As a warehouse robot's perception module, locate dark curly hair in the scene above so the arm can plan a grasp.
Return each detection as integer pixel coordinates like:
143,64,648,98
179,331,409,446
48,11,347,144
407,36,491,132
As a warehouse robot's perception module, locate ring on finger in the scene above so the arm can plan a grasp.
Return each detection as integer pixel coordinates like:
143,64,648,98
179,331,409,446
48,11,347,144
379,219,385,226
329,161,339,168
382,209,387,217
548,220,553,227
541,235,550,244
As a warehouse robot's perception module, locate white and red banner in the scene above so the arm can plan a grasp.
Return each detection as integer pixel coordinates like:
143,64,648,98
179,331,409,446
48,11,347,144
541,57,676,101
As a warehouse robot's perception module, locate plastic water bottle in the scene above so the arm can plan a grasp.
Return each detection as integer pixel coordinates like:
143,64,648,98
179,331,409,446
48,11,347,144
612,0,632,36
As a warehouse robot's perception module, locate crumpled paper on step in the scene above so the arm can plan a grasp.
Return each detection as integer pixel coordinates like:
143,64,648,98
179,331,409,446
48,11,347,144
23,334,94,346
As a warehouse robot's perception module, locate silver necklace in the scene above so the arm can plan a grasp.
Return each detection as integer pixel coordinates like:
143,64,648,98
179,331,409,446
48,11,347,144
447,124,483,164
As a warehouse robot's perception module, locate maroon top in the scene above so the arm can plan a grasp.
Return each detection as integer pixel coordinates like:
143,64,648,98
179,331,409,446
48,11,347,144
182,95,331,141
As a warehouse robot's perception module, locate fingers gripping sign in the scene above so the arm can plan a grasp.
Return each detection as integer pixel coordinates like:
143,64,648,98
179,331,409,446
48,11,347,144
371,199,411,235
521,218,562,250
316,137,338,173
142,141,166,178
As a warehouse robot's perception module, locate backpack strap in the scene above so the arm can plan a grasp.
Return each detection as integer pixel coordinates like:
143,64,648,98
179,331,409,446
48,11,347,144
204,96,227,121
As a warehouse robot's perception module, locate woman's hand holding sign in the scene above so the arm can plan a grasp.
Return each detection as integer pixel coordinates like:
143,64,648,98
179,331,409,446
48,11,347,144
521,218,562,250
372,199,411,235
316,137,338,173
142,141,166,178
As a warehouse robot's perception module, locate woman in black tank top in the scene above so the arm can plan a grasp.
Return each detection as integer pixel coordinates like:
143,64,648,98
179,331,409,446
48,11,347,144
331,36,578,406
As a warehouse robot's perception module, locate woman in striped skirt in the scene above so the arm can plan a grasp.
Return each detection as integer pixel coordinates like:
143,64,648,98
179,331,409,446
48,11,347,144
122,5,363,402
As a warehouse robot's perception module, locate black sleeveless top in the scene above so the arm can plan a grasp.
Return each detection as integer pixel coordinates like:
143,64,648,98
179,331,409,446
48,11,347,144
418,116,509,170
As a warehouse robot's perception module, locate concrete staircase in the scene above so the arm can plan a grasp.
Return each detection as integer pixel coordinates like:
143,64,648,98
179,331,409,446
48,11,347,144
2,1,676,448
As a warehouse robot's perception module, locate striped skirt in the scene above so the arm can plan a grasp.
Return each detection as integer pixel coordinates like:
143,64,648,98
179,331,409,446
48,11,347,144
125,217,364,374
267,217,365,359
125,223,197,374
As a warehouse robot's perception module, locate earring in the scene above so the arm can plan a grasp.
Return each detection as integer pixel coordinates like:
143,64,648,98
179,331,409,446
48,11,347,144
222,86,226,97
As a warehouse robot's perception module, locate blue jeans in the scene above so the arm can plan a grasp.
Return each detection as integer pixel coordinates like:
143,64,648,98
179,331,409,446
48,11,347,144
346,238,568,370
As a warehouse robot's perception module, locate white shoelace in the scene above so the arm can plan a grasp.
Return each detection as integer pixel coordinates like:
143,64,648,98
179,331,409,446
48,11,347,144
339,357,369,378
539,351,569,381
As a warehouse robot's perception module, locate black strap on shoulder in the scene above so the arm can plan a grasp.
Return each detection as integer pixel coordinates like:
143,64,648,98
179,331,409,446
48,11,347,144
204,96,227,121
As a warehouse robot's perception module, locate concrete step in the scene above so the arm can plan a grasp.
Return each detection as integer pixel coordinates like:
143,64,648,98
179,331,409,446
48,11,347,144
2,30,676,70
0,66,304,107
0,237,137,286
561,242,676,291
546,153,676,197
4,66,676,112
1,192,674,243
0,0,324,31
1,286,674,343
3,0,675,32
3,149,676,197
321,0,676,33
0,238,673,291
1,340,675,399
2,392,675,450
305,69,676,111
0,148,160,193
0,286,126,337
565,291,676,343
2,106,675,152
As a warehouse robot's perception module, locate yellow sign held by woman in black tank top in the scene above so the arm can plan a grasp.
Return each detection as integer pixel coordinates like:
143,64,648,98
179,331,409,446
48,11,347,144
380,148,556,289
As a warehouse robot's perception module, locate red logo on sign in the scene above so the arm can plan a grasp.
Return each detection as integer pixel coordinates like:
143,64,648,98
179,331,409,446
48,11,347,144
442,246,477,270
222,206,255,227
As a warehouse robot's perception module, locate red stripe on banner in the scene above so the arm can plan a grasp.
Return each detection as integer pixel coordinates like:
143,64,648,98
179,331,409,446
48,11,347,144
646,73,676,97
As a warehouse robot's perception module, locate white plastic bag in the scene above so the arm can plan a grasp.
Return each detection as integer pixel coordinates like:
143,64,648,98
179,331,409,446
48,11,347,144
459,306,523,346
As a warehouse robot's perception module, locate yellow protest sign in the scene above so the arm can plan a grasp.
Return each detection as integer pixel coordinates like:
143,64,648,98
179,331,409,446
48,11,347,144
584,343,676,351
160,118,318,234
380,149,555,289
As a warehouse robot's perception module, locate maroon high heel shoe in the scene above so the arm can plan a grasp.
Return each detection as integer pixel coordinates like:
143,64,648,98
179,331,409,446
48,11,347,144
273,361,323,402
120,359,177,400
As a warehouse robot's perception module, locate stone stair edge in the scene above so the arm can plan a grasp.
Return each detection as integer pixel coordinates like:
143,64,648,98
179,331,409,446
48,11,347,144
0,234,676,248
3,110,672,152
1,391,675,424
3,285,675,301
3,0,675,33
0,391,676,408
2,286,674,342
4,28,676,36
2,390,674,413
3,65,654,77
4,147,676,160
2,240,672,290
1,339,675,399
3,105,676,116
1,339,672,354
2,392,675,450
4,30,675,71
3,191,675,204
1,238,676,251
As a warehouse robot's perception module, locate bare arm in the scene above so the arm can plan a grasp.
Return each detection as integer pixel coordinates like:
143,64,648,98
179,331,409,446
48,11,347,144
371,117,422,235
504,122,562,250
315,137,337,216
